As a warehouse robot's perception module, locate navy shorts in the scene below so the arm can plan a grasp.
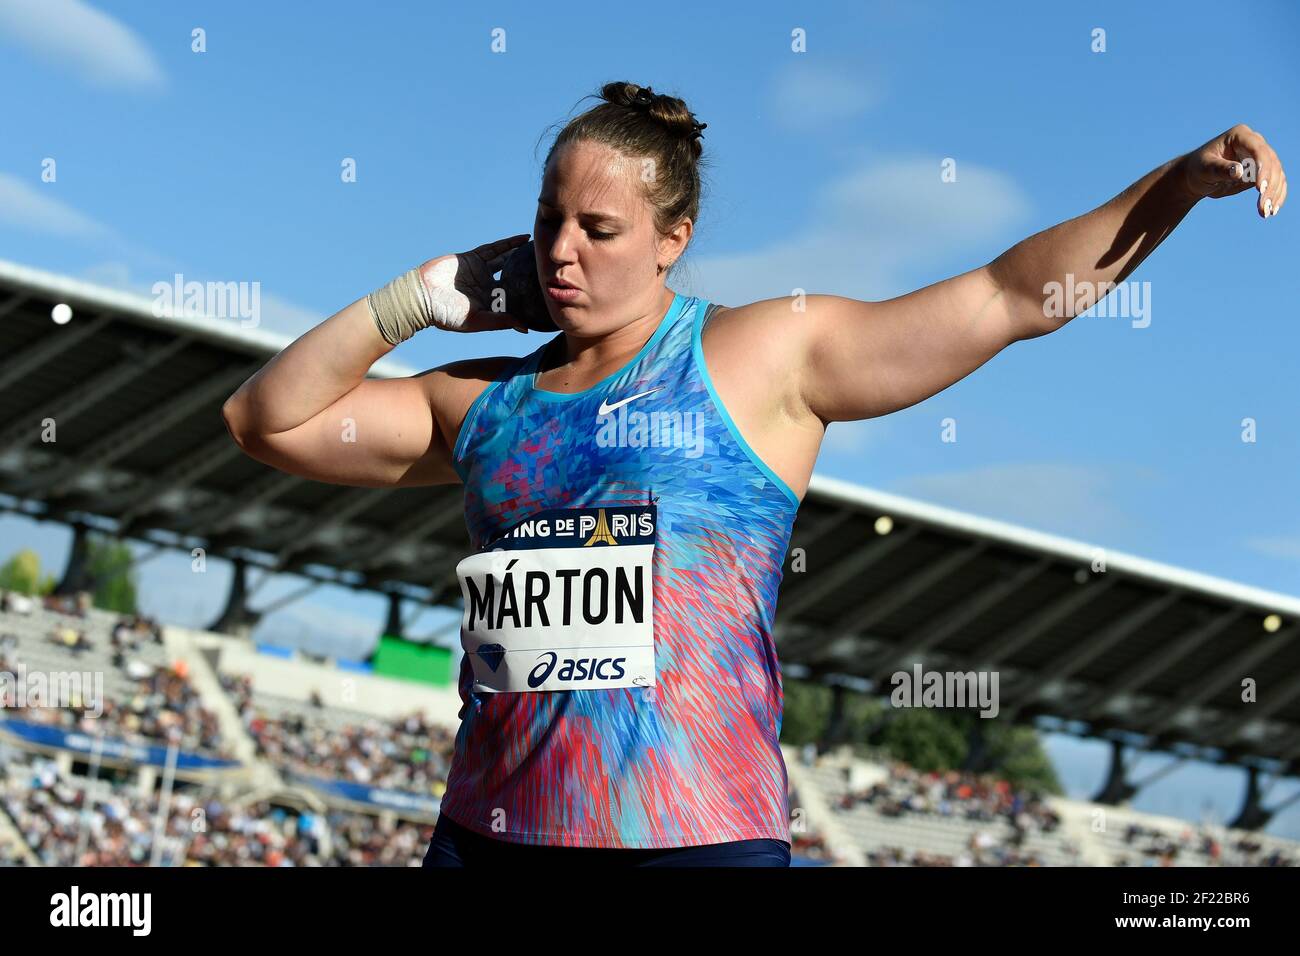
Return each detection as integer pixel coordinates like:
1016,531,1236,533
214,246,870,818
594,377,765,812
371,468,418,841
422,812,791,867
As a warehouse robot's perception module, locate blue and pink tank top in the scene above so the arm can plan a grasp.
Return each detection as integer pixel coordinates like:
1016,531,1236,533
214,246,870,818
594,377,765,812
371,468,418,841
440,291,801,849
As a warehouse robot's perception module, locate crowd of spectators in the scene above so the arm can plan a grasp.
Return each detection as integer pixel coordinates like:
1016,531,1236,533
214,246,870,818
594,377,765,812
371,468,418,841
863,841,1044,866
5,596,1296,868
862,831,1054,867
0,755,433,866
832,760,1072,866
839,761,1062,831
1,590,92,618
1,597,227,756
1112,820,1296,867
325,811,432,866
18,665,228,756
221,673,455,794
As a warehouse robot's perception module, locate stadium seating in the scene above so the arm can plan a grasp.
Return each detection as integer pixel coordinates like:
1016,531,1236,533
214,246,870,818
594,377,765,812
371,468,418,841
1,599,1295,867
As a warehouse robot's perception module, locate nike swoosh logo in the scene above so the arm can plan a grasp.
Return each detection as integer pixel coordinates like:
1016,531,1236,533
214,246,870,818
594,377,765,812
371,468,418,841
598,386,663,416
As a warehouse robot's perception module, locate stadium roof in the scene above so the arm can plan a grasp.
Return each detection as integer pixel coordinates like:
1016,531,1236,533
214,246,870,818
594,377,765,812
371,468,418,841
778,476,1300,776
2,258,1298,779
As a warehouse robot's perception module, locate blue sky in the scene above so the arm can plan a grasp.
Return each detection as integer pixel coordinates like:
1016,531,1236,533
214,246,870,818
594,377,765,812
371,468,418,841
2,0,1299,839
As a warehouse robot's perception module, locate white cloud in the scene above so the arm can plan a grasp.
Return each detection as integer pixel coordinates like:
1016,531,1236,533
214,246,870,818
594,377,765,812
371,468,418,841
823,417,890,456
820,158,1027,246
687,155,1031,307
0,0,166,91
769,60,884,130
1243,535,1300,562
81,260,134,289
0,171,113,238
887,461,1140,541
0,167,332,342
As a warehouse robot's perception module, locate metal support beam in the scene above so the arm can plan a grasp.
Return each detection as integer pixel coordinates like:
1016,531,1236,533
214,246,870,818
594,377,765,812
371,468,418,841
1208,667,1300,747
207,555,263,638
1092,739,1138,805
53,520,93,595
240,578,323,622
113,436,247,531
0,304,112,392
865,554,1049,683
822,682,849,751
1080,607,1244,720
784,542,990,672
1000,591,1184,722
770,530,923,663
785,541,987,671
972,574,1119,669
782,507,856,572
0,337,190,452
961,717,991,773
183,471,299,536
381,592,404,640
261,487,391,571
1142,624,1297,737
22,365,255,499
776,526,921,622
833,542,989,637
353,494,465,567
1227,766,1274,831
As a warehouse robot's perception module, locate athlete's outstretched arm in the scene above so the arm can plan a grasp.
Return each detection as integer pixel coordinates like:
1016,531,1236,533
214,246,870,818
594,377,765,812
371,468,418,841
791,124,1286,424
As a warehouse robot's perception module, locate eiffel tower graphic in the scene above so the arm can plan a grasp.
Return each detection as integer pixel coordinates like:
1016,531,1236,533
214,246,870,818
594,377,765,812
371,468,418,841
584,508,618,546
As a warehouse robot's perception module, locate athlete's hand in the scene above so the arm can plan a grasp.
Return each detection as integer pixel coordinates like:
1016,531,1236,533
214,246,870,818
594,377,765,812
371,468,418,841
1179,124,1287,218
417,233,533,333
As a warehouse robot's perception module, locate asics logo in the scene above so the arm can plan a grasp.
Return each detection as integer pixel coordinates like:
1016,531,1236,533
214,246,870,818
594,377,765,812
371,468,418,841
527,651,628,688
598,386,662,416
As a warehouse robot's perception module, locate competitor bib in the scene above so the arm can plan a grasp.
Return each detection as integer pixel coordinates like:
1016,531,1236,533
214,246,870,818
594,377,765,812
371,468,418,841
456,504,657,693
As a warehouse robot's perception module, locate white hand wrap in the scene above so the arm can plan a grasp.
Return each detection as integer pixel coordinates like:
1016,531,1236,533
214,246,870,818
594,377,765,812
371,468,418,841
367,257,472,344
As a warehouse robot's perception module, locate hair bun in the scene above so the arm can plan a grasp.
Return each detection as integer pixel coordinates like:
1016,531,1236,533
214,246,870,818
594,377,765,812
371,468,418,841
603,81,706,143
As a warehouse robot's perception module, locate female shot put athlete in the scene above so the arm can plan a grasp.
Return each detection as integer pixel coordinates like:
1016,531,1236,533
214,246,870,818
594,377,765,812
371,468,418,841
222,82,1286,867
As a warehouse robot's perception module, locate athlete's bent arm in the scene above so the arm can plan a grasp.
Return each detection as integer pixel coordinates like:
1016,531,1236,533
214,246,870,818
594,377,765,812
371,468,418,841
786,124,1286,424
220,296,457,488
221,235,530,488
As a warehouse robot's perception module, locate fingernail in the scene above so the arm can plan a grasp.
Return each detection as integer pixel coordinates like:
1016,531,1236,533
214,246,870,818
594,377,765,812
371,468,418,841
1265,198,1273,215
1261,179,1268,192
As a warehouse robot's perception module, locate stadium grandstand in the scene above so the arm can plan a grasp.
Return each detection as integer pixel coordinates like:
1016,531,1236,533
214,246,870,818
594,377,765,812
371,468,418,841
1,259,1298,866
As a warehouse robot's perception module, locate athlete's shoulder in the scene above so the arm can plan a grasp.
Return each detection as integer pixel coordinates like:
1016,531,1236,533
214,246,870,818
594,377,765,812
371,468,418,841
703,295,805,325
423,353,530,446
697,295,808,354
